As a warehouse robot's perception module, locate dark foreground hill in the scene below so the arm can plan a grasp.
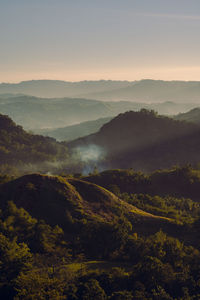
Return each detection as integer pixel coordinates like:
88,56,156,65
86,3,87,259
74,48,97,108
68,109,200,171
1,171,200,299
0,173,171,231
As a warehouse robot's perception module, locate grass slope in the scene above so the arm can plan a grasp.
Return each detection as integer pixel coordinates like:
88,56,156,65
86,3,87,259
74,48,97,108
0,174,172,232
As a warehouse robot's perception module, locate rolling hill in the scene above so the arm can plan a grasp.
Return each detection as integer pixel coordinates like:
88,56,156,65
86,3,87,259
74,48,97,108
175,107,200,124
0,173,173,233
67,109,200,172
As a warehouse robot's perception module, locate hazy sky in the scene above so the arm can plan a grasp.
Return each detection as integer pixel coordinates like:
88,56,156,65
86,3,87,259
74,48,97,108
1,0,200,82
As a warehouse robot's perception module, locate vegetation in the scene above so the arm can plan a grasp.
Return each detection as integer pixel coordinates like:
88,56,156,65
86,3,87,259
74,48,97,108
2,109,200,298
0,167,200,298
68,109,200,172
0,114,69,175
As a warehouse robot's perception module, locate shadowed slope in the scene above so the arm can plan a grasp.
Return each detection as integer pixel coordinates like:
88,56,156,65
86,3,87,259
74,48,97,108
68,110,200,171
0,174,171,230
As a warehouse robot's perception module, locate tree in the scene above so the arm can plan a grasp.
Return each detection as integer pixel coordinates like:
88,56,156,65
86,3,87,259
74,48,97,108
78,279,106,300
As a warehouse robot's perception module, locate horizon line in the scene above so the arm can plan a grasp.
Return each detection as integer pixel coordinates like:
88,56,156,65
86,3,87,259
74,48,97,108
1,78,200,84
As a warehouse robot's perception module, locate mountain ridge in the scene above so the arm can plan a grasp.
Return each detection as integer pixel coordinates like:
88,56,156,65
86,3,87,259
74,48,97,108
1,79,200,103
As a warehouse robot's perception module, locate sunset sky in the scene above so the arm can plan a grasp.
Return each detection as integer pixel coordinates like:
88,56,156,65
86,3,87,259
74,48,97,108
1,0,200,82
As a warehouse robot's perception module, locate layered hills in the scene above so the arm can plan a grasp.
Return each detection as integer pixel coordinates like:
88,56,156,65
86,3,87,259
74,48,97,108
35,117,112,141
0,94,194,131
0,80,132,98
2,109,200,175
1,79,200,103
84,79,200,103
0,95,195,133
0,95,143,130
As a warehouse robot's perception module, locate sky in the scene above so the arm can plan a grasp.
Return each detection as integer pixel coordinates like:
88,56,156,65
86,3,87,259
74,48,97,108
1,0,200,82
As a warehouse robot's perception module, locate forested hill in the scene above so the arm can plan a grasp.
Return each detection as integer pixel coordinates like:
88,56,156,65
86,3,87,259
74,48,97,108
1,170,200,298
68,109,200,171
175,107,200,124
0,114,68,169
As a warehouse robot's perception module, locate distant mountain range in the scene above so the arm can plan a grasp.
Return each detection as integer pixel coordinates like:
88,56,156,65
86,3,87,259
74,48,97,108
0,94,196,131
1,79,200,102
35,117,113,141
84,79,200,103
175,108,200,124
0,80,132,98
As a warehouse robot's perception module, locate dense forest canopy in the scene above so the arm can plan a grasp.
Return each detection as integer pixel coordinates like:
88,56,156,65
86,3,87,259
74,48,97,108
0,167,200,298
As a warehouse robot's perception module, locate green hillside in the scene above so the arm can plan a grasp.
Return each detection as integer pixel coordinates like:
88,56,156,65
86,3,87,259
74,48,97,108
86,167,200,201
0,171,200,299
0,114,68,174
0,174,171,228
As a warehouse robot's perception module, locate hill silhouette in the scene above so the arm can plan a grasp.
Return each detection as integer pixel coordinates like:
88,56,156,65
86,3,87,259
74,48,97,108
0,80,132,98
1,80,200,103
68,110,200,171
